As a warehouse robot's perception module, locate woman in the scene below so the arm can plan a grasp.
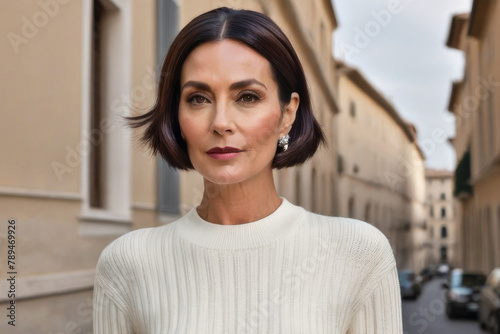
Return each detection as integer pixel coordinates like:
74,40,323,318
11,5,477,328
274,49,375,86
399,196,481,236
93,7,402,333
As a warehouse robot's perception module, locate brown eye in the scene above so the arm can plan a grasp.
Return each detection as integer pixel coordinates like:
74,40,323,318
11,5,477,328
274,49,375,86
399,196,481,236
187,94,210,105
238,92,260,103
195,96,207,103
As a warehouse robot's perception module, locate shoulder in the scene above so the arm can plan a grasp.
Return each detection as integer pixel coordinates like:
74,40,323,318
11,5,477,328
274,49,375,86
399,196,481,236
308,213,392,252
100,221,178,256
95,223,177,279
304,212,395,272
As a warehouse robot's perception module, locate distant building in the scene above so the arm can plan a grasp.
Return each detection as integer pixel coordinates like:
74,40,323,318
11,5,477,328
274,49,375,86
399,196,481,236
446,0,500,274
425,169,456,266
335,61,427,271
0,0,339,332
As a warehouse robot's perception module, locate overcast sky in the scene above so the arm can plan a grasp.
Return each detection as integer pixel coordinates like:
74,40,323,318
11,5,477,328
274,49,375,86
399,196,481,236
332,0,473,171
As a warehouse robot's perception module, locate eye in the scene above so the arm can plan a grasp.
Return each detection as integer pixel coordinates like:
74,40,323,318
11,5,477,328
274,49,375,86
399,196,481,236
187,94,210,105
237,91,260,104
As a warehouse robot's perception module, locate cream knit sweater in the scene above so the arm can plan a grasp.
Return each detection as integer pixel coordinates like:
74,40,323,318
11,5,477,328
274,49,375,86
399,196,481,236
93,199,402,333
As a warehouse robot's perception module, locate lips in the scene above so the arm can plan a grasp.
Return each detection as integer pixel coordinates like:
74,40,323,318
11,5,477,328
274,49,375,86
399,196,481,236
206,146,243,160
207,147,242,154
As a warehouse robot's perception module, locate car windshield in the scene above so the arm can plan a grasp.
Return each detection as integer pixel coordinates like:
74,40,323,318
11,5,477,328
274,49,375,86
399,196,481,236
398,272,415,281
450,273,486,288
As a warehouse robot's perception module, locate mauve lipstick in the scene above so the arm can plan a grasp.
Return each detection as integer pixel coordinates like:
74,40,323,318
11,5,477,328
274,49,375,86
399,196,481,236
206,146,243,160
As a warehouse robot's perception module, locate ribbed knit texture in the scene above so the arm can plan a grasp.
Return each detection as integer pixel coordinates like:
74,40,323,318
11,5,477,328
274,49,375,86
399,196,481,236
93,199,402,333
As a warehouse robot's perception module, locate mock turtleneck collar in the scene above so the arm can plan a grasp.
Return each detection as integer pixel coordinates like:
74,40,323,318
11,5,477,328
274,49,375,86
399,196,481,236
176,198,304,250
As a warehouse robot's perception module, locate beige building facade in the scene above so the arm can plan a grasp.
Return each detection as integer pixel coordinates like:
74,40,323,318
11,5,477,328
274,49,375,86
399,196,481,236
335,62,428,271
447,0,500,274
0,0,338,332
425,169,457,267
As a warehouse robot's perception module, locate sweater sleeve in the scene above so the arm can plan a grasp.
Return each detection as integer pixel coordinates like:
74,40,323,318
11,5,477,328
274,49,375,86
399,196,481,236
93,280,135,334
93,236,138,334
347,264,403,333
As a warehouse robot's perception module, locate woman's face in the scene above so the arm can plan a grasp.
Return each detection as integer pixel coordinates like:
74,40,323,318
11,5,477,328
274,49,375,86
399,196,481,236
178,40,298,185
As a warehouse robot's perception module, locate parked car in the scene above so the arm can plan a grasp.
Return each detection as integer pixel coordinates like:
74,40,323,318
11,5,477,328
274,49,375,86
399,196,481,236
444,269,486,319
420,265,437,283
437,263,451,277
398,269,421,299
478,267,500,333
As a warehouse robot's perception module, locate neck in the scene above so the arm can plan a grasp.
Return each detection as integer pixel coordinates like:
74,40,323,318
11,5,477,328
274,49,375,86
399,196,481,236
196,170,281,225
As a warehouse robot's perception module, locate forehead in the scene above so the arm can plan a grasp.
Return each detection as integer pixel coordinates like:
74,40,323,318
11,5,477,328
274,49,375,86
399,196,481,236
180,40,274,84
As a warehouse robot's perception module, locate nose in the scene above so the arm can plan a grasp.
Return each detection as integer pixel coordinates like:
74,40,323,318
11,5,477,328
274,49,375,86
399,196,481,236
210,102,234,135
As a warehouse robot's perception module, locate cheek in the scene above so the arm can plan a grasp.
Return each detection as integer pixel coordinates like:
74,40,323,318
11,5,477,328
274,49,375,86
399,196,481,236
178,113,200,142
244,113,282,148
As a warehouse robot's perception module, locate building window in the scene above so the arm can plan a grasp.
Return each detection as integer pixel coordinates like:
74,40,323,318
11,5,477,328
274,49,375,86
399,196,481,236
337,154,344,174
488,91,495,160
157,0,180,214
364,203,371,222
90,0,105,209
348,197,355,218
82,0,132,223
440,246,447,263
441,226,447,239
441,193,446,200
430,206,434,217
486,207,494,269
441,207,446,218
479,100,485,166
350,101,356,118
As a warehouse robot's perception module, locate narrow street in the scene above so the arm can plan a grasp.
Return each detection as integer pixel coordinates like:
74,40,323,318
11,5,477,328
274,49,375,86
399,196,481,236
402,278,483,334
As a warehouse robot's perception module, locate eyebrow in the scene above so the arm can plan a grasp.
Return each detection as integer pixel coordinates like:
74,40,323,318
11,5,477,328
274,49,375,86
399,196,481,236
181,79,267,92
229,79,267,91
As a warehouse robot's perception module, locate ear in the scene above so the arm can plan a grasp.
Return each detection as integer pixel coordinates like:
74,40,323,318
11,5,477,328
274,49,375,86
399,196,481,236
279,92,299,137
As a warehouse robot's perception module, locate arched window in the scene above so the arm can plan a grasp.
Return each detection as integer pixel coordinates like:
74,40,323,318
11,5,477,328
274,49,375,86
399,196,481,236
348,197,355,218
440,246,447,262
364,203,371,222
441,207,446,218
441,226,448,239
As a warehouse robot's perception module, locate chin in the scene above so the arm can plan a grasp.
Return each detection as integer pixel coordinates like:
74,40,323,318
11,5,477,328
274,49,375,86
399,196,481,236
191,155,274,186
203,170,248,185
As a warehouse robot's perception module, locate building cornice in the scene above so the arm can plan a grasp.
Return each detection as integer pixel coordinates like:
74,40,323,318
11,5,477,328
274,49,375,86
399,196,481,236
276,0,339,114
448,80,464,113
425,168,454,178
0,187,81,201
468,0,491,38
0,269,95,302
323,0,338,29
446,13,469,49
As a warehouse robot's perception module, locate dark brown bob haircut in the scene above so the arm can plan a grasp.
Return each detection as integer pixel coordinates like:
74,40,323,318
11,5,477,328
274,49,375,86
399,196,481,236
128,7,325,170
